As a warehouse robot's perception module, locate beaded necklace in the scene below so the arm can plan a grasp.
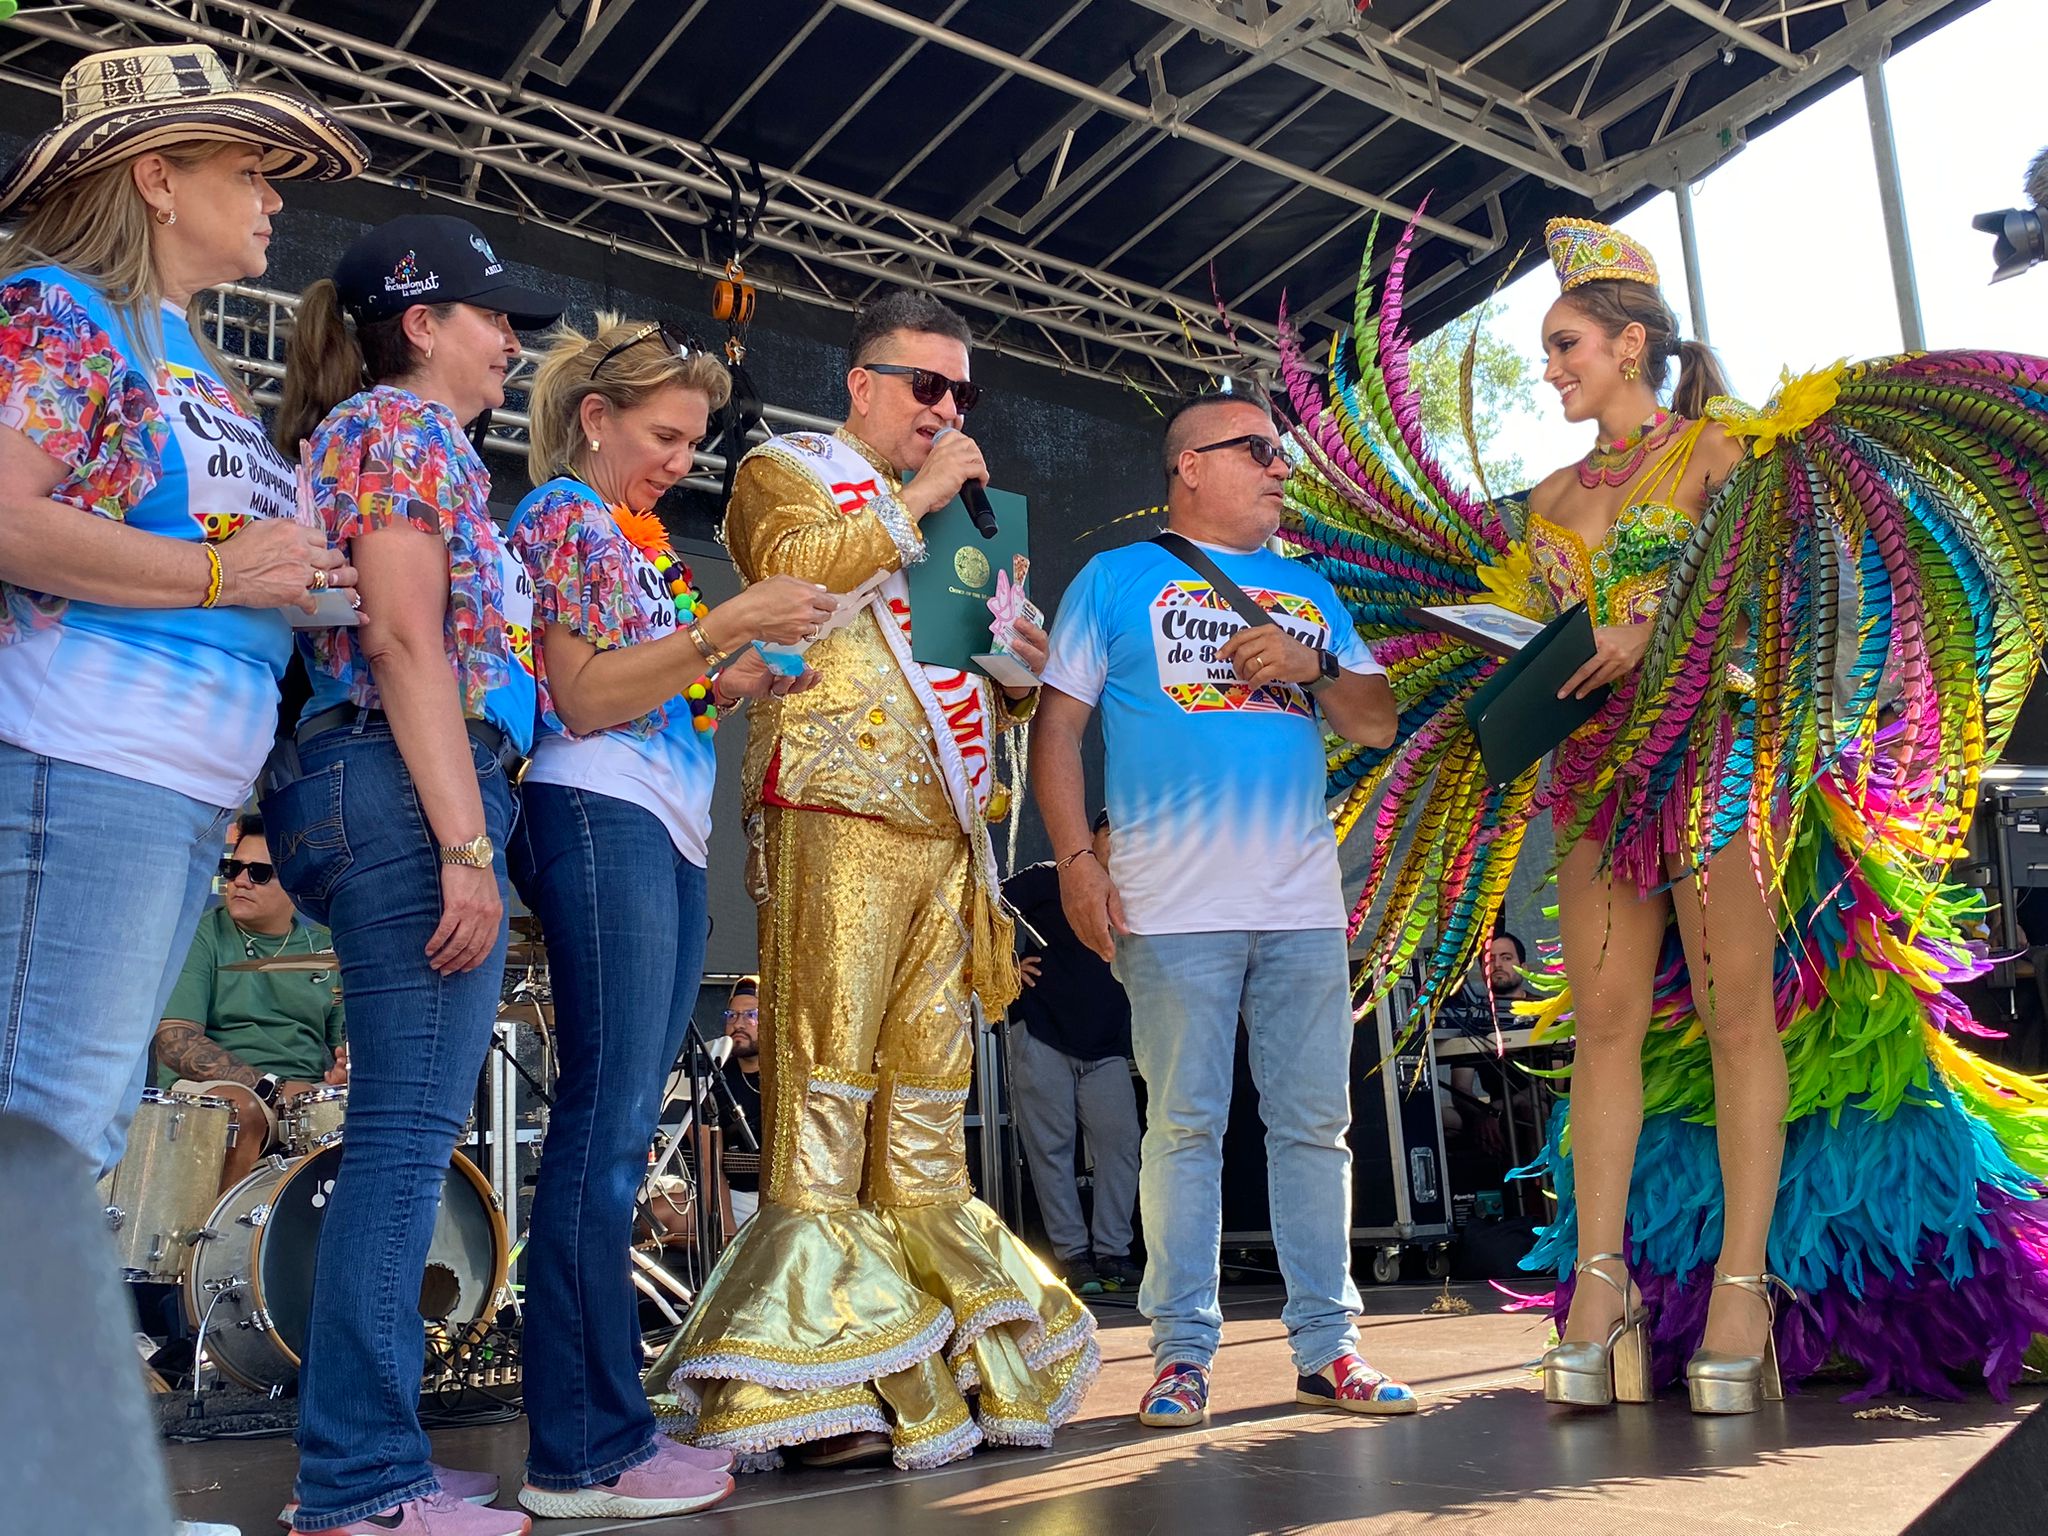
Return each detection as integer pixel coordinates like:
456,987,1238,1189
1578,410,1678,489
610,501,721,735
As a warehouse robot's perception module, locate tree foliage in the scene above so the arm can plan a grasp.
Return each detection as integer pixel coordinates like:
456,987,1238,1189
1409,311,1538,496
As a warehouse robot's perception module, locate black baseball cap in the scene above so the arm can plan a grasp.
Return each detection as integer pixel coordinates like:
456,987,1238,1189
333,213,565,330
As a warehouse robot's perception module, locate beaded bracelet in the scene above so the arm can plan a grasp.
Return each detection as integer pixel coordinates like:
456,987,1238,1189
200,545,224,609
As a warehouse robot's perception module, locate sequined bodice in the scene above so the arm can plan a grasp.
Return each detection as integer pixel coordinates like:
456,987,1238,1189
1526,499,1694,627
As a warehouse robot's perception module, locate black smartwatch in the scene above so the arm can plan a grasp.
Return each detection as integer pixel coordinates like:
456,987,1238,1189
1303,648,1341,695
253,1073,281,1106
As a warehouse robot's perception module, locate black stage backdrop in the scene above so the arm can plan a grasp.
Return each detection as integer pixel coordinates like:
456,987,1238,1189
0,102,1168,975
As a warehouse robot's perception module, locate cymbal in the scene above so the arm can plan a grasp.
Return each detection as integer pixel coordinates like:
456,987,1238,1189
222,951,340,973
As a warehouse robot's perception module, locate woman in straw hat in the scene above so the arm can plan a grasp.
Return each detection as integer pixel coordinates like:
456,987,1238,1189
264,211,567,1536
0,43,363,1177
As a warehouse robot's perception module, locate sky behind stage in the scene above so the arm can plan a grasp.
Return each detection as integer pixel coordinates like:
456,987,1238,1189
1473,0,2042,487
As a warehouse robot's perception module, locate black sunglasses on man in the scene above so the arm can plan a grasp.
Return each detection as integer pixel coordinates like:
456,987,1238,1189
220,858,277,887
861,362,984,414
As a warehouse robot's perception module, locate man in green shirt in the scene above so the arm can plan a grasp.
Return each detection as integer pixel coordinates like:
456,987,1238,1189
154,814,345,1190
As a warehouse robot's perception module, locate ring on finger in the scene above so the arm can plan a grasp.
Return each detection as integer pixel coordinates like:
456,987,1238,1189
310,569,329,592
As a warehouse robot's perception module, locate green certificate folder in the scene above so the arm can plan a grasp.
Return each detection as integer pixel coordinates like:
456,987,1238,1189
904,487,1030,674
1463,602,1611,786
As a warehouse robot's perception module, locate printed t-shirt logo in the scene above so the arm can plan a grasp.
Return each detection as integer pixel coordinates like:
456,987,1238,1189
1150,580,1327,717
161,360,293,529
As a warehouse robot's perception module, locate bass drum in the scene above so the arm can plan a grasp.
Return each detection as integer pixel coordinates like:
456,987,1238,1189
184,1143,508,1392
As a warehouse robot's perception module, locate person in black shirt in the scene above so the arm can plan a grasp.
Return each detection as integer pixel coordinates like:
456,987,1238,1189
708,977,765,1235
1004,810,1140,1294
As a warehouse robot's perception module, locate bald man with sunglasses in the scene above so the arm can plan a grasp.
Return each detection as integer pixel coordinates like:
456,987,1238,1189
154,813,345,1189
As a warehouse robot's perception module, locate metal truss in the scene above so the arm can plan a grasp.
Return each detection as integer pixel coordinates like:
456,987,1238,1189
1118,0,1954,201
6,0,1963,393
9,0,1287,390
194,282,835,495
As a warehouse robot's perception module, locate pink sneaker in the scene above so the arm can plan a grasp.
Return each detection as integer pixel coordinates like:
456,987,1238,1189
280,1464,499,1527
292,1490,530,1535
518,1438,734,1520
657,1436,736,1473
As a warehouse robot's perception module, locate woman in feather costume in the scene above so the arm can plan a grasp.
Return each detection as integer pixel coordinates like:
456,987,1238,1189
1279,213,2048,1414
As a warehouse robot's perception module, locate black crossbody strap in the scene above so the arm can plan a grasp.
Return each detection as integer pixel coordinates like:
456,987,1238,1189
1150,532,1277,629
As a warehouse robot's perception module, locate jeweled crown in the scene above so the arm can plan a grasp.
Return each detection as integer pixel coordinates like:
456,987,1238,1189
1545,217,1659,292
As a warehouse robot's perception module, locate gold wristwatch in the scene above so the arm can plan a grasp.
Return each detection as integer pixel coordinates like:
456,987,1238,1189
438,833,494,867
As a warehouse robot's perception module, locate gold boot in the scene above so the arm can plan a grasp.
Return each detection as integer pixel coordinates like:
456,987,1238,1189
1541,1252,1652,1408
1686,1270,1794,1415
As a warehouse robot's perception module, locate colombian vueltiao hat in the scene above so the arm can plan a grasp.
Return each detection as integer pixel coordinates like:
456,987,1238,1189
0,42,367,216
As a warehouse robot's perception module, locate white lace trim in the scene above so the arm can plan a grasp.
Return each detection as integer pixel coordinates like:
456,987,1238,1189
667,1303,954,1395
693,1403,892,1460
1026,1306,1097,1372
896,1414,983,1470
893,1081,971,1105
946,1295,1045,1390
808,1075,875,1103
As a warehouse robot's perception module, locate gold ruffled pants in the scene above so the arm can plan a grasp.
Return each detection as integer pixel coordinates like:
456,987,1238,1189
645,807,1097,1468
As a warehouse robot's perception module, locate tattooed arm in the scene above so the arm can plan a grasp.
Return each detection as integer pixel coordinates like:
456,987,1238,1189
153,1019,261,1089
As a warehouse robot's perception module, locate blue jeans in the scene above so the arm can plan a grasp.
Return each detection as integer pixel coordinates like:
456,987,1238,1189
1115,928,1361,1377
262,718,514,1528
510,783,707,1489
0,743,231,1175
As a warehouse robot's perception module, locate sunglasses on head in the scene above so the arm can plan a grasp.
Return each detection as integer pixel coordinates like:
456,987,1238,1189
589,320,703,380
221,858,277,886
861,362,984,414
1188,433,1282,468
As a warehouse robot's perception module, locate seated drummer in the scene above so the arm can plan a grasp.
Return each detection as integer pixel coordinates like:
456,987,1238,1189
153,814,346,1189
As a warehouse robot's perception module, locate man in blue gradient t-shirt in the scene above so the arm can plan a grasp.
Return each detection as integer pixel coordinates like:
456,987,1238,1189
1033,391,1415,1429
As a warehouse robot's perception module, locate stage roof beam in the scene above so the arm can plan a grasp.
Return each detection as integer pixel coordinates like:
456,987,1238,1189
1127,0,1601,194
830,0,1491,251
6,0,1280,381
1664,0,1812,71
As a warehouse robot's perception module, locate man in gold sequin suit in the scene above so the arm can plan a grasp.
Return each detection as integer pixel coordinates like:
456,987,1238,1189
645,293,1097,1469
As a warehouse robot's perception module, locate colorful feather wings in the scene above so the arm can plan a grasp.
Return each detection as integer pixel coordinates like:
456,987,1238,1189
1589,352,2048,887
1276,217,1529,1021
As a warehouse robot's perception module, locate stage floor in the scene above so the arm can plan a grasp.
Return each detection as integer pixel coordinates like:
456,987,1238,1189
167,1283,2037,1535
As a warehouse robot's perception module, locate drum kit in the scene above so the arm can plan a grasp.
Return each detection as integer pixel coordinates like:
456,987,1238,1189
102,915,718,1396
100,947,514,1395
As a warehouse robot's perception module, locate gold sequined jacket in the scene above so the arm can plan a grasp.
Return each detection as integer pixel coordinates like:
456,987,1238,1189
725,430,1028,834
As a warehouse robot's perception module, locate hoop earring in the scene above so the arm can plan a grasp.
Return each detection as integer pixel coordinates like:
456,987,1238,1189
154,207,176,227
1620,355,1641,383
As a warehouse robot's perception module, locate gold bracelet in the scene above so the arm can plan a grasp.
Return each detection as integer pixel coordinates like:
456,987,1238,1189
200,544,223,609
689,619,728,671
1056,847,1097,873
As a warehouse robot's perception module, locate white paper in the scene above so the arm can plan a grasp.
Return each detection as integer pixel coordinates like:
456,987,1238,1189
1417,602,1546,652
289,587,362,629
973,650,1041,689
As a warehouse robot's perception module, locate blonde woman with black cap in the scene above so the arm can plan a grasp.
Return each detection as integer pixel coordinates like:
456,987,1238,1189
0,44,362,1178
264,213,563,1536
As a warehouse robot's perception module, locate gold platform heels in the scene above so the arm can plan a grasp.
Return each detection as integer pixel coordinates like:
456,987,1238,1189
1541,1252,1652,1407
1686,1269,1795,1415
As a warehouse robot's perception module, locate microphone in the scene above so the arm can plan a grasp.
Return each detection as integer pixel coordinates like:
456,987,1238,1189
932,425,998,540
